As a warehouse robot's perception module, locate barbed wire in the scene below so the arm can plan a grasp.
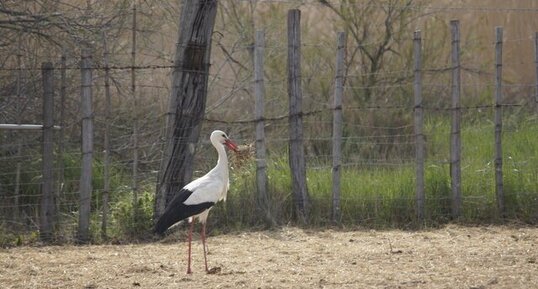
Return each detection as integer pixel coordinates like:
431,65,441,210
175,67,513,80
238,0,538,13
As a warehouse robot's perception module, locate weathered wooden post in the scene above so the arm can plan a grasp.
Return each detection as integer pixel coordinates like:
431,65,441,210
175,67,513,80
494,27,505,217
450,20,462,219
78,49,94,243
131,0,140,225
14,37,23,223
102,31,112,239
331,32,345,224
535,32,538,113
288,9,310,222
40,62,55,242
57,51,66,216
254,30,274,227
414,30,425,222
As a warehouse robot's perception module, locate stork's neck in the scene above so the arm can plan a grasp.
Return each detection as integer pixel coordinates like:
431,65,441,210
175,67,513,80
212,141,229,177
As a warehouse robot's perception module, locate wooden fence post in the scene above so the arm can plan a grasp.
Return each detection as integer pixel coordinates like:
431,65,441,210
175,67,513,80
331,32,345,224
413,30,425,222
40,62,55,242
254,30,274,227
14,36,23,223
78,49,93,243
494,27,505,217
102,31,111,239
535,32,538,112
288,9,310,222
57,51,66,217
131,0,140,224
450,20,462,219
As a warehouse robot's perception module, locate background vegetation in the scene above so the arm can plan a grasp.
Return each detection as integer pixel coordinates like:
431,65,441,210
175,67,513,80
0,0,537,245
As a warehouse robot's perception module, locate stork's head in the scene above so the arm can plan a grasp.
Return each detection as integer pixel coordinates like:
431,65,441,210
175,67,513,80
210,130,238,152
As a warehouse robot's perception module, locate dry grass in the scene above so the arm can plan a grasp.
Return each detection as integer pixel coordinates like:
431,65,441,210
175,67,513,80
1,225,537,289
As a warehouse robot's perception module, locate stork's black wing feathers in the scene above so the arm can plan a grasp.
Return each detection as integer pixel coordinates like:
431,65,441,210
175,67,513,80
154,188,214,235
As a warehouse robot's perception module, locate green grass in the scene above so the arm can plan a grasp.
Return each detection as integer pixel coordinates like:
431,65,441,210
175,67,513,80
217,115,538,229
94,114,537,237
1,115,536,245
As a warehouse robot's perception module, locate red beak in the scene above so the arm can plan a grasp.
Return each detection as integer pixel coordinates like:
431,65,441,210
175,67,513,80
224,139,239,152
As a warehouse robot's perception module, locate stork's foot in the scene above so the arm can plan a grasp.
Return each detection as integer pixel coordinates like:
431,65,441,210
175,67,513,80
207,266,221,275
186,268,192,274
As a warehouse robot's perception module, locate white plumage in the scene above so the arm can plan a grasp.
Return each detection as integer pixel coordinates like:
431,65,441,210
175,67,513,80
154,130,238,274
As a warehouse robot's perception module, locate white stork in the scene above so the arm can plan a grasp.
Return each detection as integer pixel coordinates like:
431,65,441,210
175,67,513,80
155,130,238,274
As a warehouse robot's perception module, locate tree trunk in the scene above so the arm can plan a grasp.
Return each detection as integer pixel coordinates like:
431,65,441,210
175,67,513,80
154,0,218,220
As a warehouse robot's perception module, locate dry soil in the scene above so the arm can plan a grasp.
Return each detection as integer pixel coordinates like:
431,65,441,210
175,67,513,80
1,225,537,288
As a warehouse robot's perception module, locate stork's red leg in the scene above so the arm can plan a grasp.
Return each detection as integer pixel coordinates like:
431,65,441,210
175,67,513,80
201,222,209,272
186,220,194,274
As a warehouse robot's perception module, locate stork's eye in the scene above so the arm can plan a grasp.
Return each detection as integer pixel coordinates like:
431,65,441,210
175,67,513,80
222,133,226,138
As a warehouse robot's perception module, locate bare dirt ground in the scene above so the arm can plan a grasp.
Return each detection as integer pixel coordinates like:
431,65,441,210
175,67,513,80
1,225,537,289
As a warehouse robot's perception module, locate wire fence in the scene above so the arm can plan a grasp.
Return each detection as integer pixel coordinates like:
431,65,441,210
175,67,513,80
1,2,538,243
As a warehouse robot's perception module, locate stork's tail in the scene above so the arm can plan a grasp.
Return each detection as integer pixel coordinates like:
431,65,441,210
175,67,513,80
154,212,174,236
